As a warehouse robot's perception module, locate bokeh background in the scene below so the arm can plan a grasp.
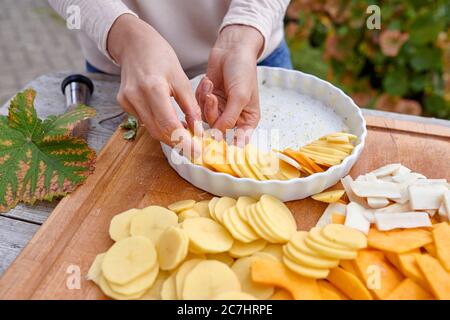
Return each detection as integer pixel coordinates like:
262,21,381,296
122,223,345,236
286,0,450,119
0,0,449,119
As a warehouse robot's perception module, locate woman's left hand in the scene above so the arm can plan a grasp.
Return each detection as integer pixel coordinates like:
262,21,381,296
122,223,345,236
196,25,264,140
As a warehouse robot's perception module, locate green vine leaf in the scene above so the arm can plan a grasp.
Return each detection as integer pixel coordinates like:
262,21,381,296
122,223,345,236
0,89,97,212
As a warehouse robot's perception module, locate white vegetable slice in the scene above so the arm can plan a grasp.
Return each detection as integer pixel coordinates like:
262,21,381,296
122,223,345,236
374,202,411,214
414,179,448,186
350,180,402,199
395,165,412,175
315,202,347,227
438,204,448,221
379,176,394,182
364,173,378,182
341,175,367,207
344,202,370,235
408,185,447,210
391,184,410,204
367,197,389,209
439,191,450,221
374,212,432,231
392,172,425,184
347,201,374,223
369,163,401,177
444,191,450,216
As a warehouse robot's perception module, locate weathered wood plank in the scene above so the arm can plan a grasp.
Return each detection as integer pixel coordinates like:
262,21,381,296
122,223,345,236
0,202,56,225
0,216,39,275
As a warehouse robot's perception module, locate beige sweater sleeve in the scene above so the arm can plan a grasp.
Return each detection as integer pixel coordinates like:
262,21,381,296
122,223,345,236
48,0,137,63
221,0,290,57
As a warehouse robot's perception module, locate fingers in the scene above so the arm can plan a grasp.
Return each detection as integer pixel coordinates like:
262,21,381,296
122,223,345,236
195,77,213,108
213,88,249,133
173,76,203,135
204,93,219,127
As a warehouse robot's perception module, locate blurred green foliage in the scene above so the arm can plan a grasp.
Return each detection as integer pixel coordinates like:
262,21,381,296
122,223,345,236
285,0,450,119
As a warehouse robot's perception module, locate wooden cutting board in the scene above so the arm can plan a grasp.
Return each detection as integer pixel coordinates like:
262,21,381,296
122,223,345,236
0,115,449,299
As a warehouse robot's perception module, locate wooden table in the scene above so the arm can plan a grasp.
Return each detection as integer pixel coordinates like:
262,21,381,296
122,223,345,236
0,72,449,277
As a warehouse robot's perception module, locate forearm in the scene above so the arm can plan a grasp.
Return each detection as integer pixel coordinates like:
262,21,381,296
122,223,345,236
215,25,264,59
221,0,290,57
48,0,136,62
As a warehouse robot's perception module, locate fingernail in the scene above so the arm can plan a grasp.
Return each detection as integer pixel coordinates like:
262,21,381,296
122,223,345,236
202,80,212,93
205,95,213,108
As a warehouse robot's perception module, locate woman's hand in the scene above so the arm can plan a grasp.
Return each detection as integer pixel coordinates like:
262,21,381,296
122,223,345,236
108,14,202,153
196,25,264,141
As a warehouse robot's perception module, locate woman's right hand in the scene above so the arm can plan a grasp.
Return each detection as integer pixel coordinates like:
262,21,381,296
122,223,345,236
107,14,202,154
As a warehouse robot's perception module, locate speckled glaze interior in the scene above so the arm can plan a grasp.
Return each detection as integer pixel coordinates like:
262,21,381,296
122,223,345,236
161,66,367,201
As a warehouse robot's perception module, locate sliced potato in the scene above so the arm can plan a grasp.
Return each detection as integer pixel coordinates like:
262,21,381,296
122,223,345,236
182,260,241,300
235,147,259,179
278,159,301,180
289,231,321,257
207,253,235,267
308,227,349,250
161,273,178,300
252,251,279,262
208,197,220,220
283,243,339,269
168,200,195,213
129,206,178,244
321,224,367,249
87,253,106,284
203,139,236,176
244,144,268,181
109,263,159,296
193,200,211,218
98,275,146,300
246,203,283,243
231,256,274,299
260,244,284,262
229,239,267,258
182,217,234,253
304,236,357,260
178,209,200,222
222,206,259,243
139,271,169,300
175,259,204,299
282,255,330,279
157,226,189,271
311,190,345,204
256,195,296,242
109,208,140,242
214,197,236,223
102,236,157,285
236,196,257,221
227,145,245,178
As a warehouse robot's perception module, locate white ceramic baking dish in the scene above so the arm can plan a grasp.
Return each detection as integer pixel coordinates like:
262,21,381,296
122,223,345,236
161,66,367,201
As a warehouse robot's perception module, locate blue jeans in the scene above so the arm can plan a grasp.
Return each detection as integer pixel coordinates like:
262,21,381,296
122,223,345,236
258,38,293,69
86,38,293,73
